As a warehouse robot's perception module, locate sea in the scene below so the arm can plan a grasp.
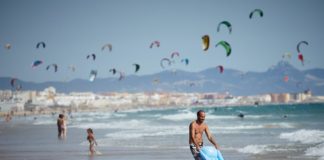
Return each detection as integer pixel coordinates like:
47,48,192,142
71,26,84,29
1,103,324,160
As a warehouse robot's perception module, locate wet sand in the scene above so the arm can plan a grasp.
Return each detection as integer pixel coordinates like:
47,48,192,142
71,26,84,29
0,120,250,160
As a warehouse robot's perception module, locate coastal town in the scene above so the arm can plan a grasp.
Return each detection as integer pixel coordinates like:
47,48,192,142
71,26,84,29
1,86,323,116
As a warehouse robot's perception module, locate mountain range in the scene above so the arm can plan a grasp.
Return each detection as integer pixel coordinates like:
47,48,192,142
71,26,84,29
1,61,324,96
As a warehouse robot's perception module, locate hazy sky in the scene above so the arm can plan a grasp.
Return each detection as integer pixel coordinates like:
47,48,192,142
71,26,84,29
1,0,324,82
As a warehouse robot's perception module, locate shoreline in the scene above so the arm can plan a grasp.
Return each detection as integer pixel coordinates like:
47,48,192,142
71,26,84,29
1,101,323,118
1,103,323,160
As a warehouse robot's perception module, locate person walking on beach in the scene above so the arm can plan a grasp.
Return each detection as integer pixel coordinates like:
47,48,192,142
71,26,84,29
87,128,98,155
189,110,220,160
57,114,67,139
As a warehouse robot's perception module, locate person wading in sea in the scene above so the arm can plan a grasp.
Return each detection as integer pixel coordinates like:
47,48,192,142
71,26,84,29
189,110,220,160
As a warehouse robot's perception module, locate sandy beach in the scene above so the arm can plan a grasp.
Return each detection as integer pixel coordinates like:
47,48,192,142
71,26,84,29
1,104,323,160
0,121,206,160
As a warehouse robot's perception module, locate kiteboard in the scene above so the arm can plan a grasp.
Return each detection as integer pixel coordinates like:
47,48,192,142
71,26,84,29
199,146,224,160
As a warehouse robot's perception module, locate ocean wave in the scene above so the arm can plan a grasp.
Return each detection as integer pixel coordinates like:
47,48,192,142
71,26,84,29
83,138,163,149
238,145,268,154
238,144,297,155
210,122,295,130
105,125,187,139
120,107,170,113
73,112,112,119
159,111,196,121
279,129,324,144
212,125,265,130
112,113,127,117
262,122,295,129
70,119,150,129
69,112,119,122
72,117,95,122
139,113,162,118
159,110,235,121
305,143,324,159
70,123,110,129
245,115,276,119
159,110,279,121
33,120,56,125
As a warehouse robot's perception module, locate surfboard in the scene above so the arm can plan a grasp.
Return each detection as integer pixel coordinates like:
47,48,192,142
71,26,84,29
199,146,224,160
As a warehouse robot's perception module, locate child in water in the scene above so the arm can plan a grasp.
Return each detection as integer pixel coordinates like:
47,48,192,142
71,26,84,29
57,114,67,139
87,128,98,155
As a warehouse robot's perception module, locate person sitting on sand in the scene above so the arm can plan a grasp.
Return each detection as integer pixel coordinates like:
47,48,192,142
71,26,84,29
189,110,220,160
87,128,98,155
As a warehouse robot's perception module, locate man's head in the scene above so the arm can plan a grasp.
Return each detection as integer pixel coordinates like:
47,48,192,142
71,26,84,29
196,110,205,124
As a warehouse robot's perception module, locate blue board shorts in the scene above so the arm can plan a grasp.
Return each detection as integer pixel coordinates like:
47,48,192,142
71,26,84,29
190,143,203,160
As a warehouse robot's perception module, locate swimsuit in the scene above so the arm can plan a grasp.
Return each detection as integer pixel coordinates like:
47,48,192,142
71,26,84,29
190,142,203,160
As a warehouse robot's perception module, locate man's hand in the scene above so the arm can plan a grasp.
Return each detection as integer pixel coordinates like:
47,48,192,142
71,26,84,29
195,144,201,152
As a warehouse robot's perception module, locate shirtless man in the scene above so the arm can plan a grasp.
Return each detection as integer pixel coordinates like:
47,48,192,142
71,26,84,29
189,110,220,160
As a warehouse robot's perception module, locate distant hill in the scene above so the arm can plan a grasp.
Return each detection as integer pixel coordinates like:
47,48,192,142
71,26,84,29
1,61,324,96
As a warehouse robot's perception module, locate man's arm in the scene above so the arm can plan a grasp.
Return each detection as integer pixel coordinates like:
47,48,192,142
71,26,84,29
190,122,201,151
205,125,220,149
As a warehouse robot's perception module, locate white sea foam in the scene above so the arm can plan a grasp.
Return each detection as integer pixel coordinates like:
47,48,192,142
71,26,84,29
212,125,265,130
72,117,95,122
238,144,297,155
209,115,237,119
260,122,295,129
33,120,56,125
91,138,162,148
160,110,234,121
160,111,196,121
112,113,127,117
120,107,165,113
140,113,162,118
70,119,150,129
305,143,324,159
160,108,278,121
73,112,112,119
245,115,275,119
238,145,268,154
105,125,187,139
211,122,294,131
279,129,324,144
70,123,110,129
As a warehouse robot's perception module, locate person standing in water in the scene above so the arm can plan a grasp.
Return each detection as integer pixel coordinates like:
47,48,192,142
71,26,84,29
57,114,67,139
87,128,98,155
189,110,220,160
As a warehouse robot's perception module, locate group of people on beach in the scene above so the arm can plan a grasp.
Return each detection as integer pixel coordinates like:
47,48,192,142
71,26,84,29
55,110,220,159
56,113,98,155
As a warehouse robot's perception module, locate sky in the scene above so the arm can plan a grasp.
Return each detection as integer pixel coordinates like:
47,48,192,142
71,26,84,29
1,0,324,82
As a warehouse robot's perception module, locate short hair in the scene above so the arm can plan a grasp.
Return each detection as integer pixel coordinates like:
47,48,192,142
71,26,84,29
197,110,205,117
87,128,93,133
59,114,64,118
